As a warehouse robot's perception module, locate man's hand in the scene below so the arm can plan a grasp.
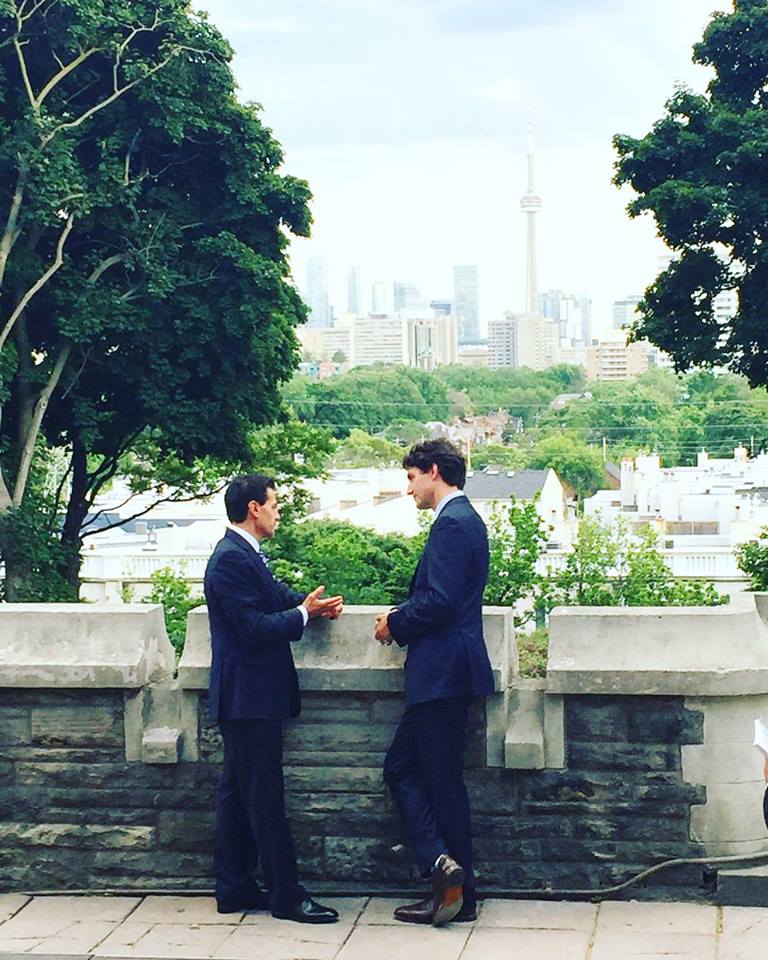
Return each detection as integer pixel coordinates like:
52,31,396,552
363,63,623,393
764,756,768,783
375,612,393,645
302,585,344,620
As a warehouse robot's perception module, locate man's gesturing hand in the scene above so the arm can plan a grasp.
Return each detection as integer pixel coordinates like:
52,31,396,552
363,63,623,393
302,585,344,620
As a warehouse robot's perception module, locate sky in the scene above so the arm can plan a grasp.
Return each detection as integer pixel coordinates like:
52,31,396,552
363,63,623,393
195,0,730,338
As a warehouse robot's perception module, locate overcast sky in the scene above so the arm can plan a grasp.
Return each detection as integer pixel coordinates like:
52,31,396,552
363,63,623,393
196,0,730,337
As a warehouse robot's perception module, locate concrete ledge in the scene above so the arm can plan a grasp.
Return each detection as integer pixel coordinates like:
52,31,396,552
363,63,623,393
547,597,768,696
178,605,516,694
0,604,174,689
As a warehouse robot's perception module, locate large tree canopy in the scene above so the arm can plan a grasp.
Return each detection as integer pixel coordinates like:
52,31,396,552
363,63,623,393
614,0,768,385
0,0,311,596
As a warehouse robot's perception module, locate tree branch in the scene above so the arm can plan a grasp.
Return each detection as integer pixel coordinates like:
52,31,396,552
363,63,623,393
13,37,38,115
12,342,72,507
0,212,74,353
35,46,102,109
41,45,206,147
81,482,227,539
0,158,29,289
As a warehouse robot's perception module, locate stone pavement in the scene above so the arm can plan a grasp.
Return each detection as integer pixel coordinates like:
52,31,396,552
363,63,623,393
0,894,767,960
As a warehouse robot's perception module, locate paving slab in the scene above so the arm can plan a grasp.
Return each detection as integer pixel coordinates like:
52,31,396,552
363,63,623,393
93,921,234,959
0,898,140,939
721,905,768,936
590,931,717,960
128,898,239,926
28,923,119,956
461,927,591,960
476,898,596,930
597,900,718,935
335,924,470,960
719,933,768,960
212,927,339,960
355,899,413,926
0,900,30,927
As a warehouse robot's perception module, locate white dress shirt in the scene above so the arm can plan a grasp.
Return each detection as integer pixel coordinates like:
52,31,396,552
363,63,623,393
229,525,308,626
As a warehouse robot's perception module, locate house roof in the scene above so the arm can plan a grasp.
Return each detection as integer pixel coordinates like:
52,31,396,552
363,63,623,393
605,461,621,481
464,468,550,501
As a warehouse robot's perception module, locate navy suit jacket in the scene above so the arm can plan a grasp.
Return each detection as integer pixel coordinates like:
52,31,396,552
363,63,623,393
388,494,495,707
204,529,306,721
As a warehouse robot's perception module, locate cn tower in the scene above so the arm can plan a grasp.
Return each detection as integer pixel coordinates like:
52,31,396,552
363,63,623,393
520,125,542,314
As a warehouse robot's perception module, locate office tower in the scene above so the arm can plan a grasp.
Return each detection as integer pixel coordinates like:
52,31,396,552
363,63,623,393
586,339,655,382
521,125,543,314
489,312,559,371
539,289,592,347
393,281,421,313
371,281,387,314
407,315,458,370
347,266,361,315
453,265,479,343
352,316,408,365
306,256,330,328
612,295,642,331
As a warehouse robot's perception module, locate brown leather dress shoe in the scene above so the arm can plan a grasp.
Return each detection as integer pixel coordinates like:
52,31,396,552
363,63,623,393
393,897,433,924
432,854,465,926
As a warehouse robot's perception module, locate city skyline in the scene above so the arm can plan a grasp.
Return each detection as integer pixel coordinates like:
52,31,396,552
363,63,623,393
198,0,726,338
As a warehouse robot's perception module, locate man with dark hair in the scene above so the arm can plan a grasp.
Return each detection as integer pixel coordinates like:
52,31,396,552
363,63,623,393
375,439,493,926
205,473,343,924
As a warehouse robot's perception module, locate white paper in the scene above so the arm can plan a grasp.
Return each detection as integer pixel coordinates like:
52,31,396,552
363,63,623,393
754,719,768,758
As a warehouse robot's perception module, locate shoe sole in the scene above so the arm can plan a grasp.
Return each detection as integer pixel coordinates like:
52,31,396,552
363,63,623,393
432,864,465,927
271,913,339,924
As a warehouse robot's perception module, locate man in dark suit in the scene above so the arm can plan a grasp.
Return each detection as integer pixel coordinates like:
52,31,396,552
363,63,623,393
375,439,494,926
205,474,343,923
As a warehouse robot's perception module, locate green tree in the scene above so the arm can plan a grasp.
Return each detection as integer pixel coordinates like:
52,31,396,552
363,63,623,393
613,0,768,385
333,429,403,468
737,528,768,591
0,1,311,597
269,520,426,606
142,566,203,659
528,435,605,499
484,497,548,622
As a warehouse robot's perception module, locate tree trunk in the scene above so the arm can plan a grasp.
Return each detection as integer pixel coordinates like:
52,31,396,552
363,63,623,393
59,438,90,598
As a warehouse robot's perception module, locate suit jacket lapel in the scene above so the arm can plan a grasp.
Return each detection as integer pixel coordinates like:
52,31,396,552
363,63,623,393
225,529,281,602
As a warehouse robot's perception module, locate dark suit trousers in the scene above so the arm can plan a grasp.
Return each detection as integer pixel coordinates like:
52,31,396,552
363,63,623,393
383,697,476,904
214,719,306,912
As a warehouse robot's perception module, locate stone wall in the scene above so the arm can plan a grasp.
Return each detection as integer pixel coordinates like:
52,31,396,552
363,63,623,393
0,601,742,897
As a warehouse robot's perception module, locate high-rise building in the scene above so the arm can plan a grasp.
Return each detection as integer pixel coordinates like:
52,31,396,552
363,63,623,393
538,289,591,346
393,281,420,313
586,339,657,382
407,315,458,370
347,266,361,315
306,256,330,328
612,296,642,332
371,281,388,315
453,266,479,343
352,316,408,366
489,312,559,371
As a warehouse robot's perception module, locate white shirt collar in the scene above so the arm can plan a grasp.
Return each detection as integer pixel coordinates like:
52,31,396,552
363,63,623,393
434,489,465,521
230,525,262,554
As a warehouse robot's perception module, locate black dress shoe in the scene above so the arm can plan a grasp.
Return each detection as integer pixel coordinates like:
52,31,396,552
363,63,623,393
453,902,478,922
432,853,465,927
272,898,339,924
217,889,271,913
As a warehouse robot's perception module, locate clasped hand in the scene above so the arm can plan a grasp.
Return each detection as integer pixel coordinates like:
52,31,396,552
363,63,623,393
374,610,394,645
303,585,344,620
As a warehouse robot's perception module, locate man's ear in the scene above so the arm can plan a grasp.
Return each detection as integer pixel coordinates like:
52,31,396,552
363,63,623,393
430,463,440,481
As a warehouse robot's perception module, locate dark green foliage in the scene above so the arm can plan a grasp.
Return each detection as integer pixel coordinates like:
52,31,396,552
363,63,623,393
613,0,768,385
484,497,548,620
0,0,312,595
269,520,427,606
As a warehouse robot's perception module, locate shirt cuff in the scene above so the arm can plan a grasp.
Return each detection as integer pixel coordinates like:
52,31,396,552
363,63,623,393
297,605,309,627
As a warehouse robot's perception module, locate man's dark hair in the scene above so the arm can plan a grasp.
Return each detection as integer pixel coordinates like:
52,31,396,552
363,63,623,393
225,474,276,523
402,439,466,489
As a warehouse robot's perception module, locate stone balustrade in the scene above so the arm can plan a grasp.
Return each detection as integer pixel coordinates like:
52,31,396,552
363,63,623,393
1,599,767,896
